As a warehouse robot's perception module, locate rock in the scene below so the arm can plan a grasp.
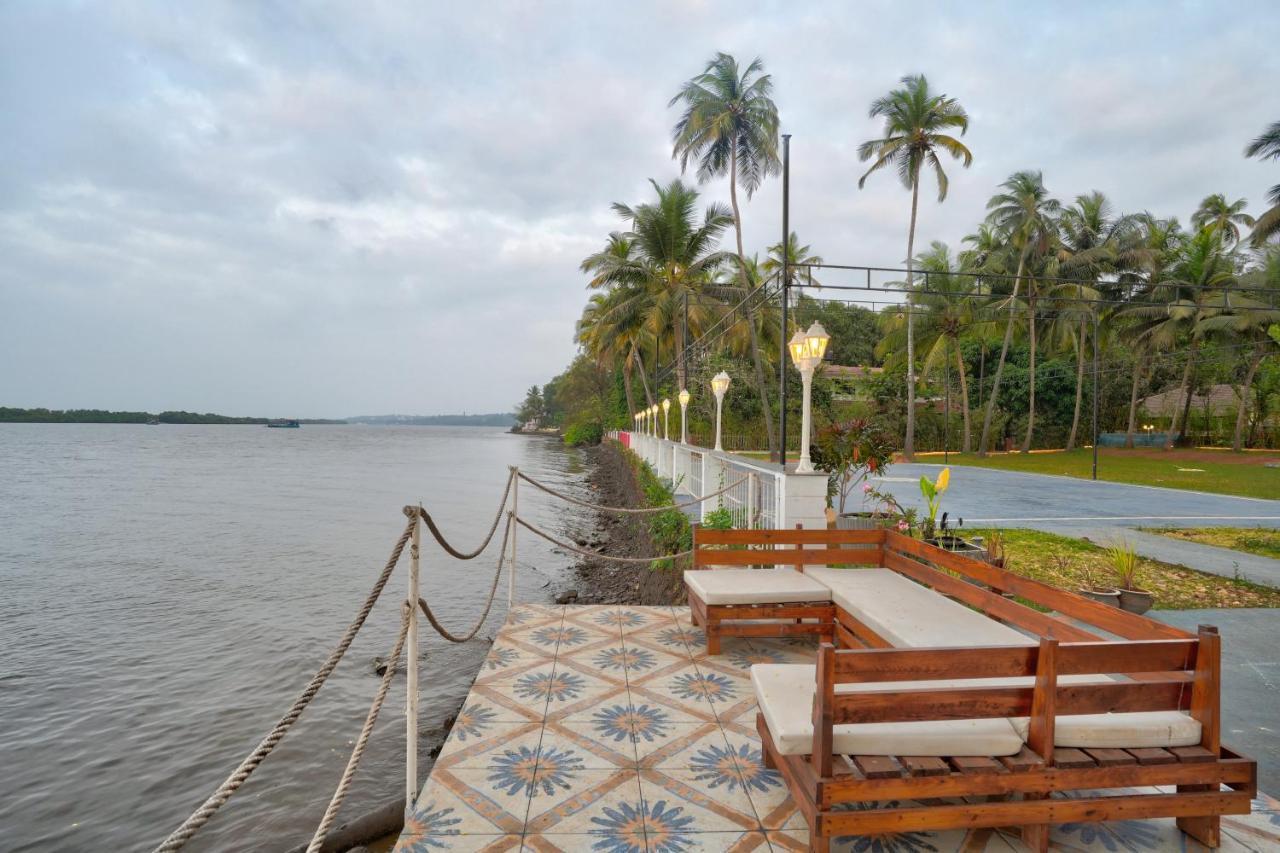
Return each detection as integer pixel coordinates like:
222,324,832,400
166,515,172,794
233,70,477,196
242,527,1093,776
555,589,579,604
372,657,388,676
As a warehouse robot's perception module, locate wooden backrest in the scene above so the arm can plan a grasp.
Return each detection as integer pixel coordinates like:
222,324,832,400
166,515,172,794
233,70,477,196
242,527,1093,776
691,524,885,569
810,629,1220,769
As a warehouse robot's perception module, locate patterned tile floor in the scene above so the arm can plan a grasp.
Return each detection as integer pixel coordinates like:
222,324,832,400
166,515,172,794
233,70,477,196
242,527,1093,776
396,604,1280,852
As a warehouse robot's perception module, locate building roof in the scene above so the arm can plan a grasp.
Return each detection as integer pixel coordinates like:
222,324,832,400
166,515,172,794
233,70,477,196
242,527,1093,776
1140,384,1243,417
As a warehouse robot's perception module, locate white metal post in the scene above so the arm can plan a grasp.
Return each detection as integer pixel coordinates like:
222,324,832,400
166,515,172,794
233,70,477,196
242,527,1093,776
747,472,756,530
406,507,421,815
796,368,815,473
509,470,518,608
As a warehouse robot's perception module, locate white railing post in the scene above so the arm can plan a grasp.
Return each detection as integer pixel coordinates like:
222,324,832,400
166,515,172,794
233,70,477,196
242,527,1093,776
406,506,421,816
508,467,518,608
747,472,756,530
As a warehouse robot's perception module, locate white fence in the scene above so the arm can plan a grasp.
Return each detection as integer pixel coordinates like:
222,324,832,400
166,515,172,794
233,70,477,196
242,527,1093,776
611,431,788,530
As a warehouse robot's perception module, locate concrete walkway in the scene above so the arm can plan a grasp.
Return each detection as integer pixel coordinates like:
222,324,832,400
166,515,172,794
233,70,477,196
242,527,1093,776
869,463,1280,587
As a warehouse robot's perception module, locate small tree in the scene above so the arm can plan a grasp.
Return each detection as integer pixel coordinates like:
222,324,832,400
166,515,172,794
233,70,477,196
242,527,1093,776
810,418,896,514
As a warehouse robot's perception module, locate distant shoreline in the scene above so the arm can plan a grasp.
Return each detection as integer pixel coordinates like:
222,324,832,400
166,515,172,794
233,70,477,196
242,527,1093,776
0,407,515,426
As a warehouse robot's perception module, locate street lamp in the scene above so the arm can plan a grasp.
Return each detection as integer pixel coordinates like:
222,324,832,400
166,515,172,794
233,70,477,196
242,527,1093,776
651,404,659,436
662,398,671,440
678,388,690,444
788,321,831,473
710,371,731,451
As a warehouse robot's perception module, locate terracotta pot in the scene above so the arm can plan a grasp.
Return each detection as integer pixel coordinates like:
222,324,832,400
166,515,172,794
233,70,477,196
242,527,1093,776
1118,588,1155,615
1078,587,1121,607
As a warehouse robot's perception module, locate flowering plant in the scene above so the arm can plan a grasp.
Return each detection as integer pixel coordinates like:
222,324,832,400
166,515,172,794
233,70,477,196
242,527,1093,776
919,468,951,540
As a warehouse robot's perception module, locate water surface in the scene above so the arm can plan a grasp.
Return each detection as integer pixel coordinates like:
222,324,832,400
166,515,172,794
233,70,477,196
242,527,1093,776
0,424,591,851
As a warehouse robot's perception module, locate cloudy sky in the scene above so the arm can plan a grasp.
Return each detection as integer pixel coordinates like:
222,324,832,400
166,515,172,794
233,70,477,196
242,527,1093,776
2,1,1276,418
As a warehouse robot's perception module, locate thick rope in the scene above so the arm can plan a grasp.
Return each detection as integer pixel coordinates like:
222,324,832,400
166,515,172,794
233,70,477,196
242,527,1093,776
307,603,412,853
414,468,514,560
517,471,749,514
417,512,511,643
152,514,417,853
515,515,693,563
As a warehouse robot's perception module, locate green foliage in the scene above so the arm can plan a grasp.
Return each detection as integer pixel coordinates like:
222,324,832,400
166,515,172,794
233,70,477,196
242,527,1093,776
563,421,603,447
620,443,692,570
514,386,545,426
702,506,735,530
810,418,896,512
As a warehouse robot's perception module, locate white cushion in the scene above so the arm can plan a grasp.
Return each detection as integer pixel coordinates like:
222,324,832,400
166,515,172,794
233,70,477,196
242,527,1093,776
805,566,1031,648
1010,711,1202,749
684,568,832,606
752,664,1024,757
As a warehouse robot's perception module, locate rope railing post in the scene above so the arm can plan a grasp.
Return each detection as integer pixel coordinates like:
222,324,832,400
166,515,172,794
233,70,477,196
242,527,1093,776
508,467,518,608
406,506,421,817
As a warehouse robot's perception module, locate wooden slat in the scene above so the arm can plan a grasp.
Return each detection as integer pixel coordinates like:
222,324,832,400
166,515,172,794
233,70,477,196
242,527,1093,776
832,644,1037,680
949,756,1002,774
883,550,1100,643
1052,748,1095,769
718,621,832,639
852,755,902,778
695,547,881,566
1171,745,1216,763
1000,747,1045,772
1057,639,1198,674
1128,748,1177,766
811,643,834,778
696,527,886,545
818,790,1253,836
819,754,1255,801
835,609,894,649
1085,748,1137,767
706,602,833,620
899,756,950,776
884,532,1193,640
834,622,867,649
830,679,1187,724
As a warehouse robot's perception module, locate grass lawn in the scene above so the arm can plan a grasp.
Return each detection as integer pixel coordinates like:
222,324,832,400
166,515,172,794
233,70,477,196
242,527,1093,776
1144,527,1280,560
971,528,1280,610
922,447,1280,500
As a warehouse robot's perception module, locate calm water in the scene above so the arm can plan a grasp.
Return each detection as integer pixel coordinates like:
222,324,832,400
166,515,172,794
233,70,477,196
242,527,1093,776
0,424,593,851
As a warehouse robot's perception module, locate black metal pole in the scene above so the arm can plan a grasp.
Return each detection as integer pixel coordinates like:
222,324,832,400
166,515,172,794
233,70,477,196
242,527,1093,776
1092,309,1100,480
779,133,790,471
944,340,951,465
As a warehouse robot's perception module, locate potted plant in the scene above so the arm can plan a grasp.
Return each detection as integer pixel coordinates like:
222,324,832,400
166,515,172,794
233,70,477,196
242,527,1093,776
1073,559,1121,607
983,530,1007,568
1111,540,1154,614
811,418,896,551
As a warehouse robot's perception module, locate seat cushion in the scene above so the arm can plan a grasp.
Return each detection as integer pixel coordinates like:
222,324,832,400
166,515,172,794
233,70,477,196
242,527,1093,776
1010,711,1202,749
684,568,832,606
804,566,1031,648
752,664,1024,757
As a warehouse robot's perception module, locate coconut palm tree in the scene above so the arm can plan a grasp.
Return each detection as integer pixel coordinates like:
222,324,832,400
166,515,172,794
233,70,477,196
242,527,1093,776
857,74,973,460
977,171,1060,455
1192,194,1255,247
877,242,977,451
670,52,782,451
763,232,824,289
581,180,732,395
1245,120,1280,247
577,283,655,415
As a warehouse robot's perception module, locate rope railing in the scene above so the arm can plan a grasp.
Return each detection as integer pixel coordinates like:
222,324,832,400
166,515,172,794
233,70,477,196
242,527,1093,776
515,515,694,563
516,470,749,514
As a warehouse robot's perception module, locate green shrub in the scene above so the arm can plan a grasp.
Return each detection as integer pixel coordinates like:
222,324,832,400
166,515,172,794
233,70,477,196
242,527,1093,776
563,421,603,447
615,441,693,569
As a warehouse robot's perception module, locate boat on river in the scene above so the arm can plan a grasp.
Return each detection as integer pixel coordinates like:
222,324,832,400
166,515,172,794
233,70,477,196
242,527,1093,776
266,419,300,428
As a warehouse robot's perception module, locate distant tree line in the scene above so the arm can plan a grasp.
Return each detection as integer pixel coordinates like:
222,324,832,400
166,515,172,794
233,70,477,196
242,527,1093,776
0,407,345,424
346,413,515,426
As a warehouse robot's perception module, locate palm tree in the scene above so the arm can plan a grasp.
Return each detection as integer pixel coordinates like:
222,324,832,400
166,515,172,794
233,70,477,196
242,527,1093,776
581,180,732,395
977,171,1060,455
670,52,781,452
857,74,973,460
577,283,655,415
1245,120,1280,247
1192,194,1254,247
878,242,976,451
763,232,824,289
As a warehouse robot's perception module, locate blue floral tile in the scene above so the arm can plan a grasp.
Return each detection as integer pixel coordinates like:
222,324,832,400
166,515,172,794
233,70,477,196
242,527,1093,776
592,645,660,673
639,769,759,833
523,769,646,836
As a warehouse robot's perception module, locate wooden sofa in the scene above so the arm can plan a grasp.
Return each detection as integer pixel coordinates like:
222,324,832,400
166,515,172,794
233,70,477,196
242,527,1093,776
685,526,1256,852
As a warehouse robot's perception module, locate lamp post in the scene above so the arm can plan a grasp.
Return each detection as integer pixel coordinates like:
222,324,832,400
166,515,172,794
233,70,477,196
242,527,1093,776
788,321,831,474
678,388,690,444
651,404,659,437
711,371,731,452
662,398,671,440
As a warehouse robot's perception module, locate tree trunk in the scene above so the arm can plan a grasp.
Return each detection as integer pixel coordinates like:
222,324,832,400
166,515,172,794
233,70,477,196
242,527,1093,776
1165,338,1199,450
728,144,777,455
1233,343,1266,452
1066,316,1086,451
954,337,972,453
634,350,655,407
903,180,919,461
674,299,687,393
978,253,1026,456
1021,293,1037,453
622,360,636,417
1124,354,1142,448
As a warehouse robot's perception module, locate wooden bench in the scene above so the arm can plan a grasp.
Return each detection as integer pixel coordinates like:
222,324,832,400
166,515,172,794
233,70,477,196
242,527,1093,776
685,526,884,654
689,526,1256,850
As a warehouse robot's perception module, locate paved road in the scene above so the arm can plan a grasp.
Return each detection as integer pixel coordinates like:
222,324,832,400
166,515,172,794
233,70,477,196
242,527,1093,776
868,463,1280,587
1154,609,1280,794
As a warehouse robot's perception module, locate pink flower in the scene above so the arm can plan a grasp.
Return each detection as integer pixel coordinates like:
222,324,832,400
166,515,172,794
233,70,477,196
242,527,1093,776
862,483,873,494
896,520,909,532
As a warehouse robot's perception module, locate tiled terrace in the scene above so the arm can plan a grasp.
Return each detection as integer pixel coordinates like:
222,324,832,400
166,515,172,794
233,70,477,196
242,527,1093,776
395,604,1280,852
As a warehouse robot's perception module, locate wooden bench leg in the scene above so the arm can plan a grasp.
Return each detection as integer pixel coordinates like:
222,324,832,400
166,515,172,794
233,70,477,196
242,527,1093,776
809,827,830,853
1020,820,1049,853
1176,787,1220,847
705,624,720,655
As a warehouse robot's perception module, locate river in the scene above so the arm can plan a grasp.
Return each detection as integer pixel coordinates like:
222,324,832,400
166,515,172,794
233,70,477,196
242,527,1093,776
0,424,594,851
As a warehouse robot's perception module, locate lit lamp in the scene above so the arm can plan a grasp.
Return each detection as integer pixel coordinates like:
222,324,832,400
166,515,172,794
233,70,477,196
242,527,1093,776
788,321,830,473
710,371,731,451
650,404,658,436
662,398,671,440
678,388,690,444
